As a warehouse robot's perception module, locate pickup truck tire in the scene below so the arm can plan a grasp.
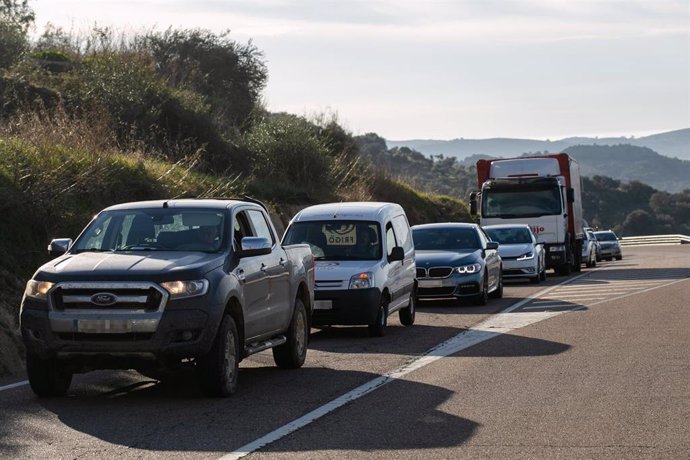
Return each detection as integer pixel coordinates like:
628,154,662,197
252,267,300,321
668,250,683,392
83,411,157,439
368,297,388,337
26,352,72,397
197,314,239,397
399,293,416,326
273,299,309,369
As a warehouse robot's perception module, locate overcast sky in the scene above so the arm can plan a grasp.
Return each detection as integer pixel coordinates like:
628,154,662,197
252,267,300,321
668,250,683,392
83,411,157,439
31,0,689,140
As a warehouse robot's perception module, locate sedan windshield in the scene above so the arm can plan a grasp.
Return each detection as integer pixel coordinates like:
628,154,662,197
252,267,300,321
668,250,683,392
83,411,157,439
485,227,532,245
594,231,618,242
71,208,227,253
412,227,480,251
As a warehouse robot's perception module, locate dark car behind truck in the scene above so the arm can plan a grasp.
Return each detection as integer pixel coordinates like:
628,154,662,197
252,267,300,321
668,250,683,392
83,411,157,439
20,198,314,397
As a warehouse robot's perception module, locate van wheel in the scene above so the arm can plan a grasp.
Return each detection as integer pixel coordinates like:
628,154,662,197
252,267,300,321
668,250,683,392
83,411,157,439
197,314,239,397
26,352,72,397
273,299,309,369
368,298,388,337
399,293,416,326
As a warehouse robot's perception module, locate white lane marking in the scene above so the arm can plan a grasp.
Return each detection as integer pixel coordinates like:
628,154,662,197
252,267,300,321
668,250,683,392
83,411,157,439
584,277,688,308
523,304,577,310
219,272,590,460
0,380,28,392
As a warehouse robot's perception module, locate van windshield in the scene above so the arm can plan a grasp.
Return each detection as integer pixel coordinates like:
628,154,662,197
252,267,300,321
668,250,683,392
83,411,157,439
283,221,382,260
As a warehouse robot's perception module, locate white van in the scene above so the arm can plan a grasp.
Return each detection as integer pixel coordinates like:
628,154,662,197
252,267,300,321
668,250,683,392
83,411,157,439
282,202,416,336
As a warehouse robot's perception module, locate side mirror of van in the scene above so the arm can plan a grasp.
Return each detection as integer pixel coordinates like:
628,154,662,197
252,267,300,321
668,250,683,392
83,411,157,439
48,238,72,257
388,246,404,262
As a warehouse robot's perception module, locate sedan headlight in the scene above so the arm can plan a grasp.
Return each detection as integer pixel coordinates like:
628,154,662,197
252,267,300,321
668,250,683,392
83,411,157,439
24,280,55,300
456,263,482,274
517,252,534,261
160,279,209,299
349,272,373,289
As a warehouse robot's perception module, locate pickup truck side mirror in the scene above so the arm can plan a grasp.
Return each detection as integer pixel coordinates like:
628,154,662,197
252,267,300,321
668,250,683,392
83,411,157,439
388,246,405,262
237,237,272,258
48,238,72,257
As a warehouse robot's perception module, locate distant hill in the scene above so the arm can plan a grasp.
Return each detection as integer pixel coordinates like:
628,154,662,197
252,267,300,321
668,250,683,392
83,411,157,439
387,128,690,161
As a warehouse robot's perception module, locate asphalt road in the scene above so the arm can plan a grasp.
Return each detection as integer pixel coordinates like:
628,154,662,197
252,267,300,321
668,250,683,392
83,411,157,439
1,245,688,459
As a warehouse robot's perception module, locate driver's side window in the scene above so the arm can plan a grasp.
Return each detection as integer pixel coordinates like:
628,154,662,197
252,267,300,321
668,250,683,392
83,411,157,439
233,211,254,250
385,223,397,257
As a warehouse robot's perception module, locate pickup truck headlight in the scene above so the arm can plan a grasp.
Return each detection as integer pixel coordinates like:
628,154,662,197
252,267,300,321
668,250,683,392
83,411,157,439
456,263,481,274
549,245,565,252
349,272,373,289
160,279,209,299
517,252,534,261
24,280,54,300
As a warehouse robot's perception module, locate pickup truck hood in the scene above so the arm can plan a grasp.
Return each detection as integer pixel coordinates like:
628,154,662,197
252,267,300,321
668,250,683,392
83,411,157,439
35,251,225,282
415,250,480,267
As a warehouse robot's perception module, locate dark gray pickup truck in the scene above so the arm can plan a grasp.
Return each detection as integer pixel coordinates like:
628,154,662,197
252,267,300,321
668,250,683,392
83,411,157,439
20,198,314,397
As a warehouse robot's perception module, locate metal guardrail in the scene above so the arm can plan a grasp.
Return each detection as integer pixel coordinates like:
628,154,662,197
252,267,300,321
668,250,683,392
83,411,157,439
619,234,690,246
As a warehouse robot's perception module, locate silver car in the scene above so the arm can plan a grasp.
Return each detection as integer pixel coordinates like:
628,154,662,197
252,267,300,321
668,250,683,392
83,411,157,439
593,230,623,261
484,224,546,283
582,230,598,268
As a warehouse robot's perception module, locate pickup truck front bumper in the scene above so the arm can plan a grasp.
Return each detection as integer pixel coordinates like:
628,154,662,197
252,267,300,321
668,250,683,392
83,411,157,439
20,296,224,371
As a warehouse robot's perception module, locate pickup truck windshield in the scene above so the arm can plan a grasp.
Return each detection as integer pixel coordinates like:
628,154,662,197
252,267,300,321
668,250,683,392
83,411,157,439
482,187,562,218
71,208,227,253
284,220,382,260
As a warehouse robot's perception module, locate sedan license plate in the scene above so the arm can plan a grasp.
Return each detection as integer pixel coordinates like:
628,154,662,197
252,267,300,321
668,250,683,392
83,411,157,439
418,279,443,288
314,300,333,310
77,319,133,334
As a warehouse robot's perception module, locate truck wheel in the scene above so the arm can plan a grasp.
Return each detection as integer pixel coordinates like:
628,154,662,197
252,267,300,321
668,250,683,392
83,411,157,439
368,297,388,337
399,293,416,326
26,352,72,397
273,299,309,369
197,314,240,397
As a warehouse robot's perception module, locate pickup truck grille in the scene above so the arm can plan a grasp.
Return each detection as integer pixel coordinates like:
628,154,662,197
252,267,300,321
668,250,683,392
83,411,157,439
49,282,167,312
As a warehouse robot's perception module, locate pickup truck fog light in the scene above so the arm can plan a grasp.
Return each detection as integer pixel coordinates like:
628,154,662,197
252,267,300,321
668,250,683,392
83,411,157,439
160,279,209,299
24,280,54,300
349,272,373,289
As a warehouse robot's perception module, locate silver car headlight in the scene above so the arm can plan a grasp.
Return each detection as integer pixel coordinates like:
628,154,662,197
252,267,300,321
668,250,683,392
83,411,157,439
456,263,482,274
24,280,55,300
160,279,209,299
516,252,535,261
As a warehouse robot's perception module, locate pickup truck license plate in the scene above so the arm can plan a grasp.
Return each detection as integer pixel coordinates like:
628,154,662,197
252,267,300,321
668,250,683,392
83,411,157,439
77,319,133,333
418,279,443,288
314,300,333,310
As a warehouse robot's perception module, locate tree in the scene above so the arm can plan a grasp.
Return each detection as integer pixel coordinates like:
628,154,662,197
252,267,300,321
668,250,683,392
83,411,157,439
0,0,34,69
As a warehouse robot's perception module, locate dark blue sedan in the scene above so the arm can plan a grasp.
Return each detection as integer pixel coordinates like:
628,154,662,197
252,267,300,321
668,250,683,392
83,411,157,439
412,223,503,305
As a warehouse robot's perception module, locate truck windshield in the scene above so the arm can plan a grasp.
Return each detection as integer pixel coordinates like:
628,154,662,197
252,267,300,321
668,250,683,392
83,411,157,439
283,221,382,260
482,187,562,218
71,208,227,253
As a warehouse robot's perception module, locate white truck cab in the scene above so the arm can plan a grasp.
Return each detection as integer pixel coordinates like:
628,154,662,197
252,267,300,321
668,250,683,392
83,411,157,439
283,202,416,336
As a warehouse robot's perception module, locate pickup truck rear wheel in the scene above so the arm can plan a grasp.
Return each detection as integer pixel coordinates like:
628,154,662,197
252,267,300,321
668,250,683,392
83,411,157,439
197,314,239,397
368,298,388,337
273,299,309,369
26,352,72,397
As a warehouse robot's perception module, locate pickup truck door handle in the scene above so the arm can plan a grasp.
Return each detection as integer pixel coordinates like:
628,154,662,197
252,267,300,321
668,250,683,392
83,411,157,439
279,258,287,266
237,269,246,282
260,263,268,272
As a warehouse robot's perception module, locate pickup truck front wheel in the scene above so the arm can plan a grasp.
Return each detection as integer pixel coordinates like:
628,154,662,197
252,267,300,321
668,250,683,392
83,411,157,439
197,314,240,397
26,352,72,397
273,299,308,369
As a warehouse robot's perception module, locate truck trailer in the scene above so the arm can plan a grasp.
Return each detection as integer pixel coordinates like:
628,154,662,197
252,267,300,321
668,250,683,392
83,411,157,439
470,153,584,276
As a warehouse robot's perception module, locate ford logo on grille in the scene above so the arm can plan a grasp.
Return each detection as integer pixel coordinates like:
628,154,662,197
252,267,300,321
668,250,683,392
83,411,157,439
91,292,118,306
